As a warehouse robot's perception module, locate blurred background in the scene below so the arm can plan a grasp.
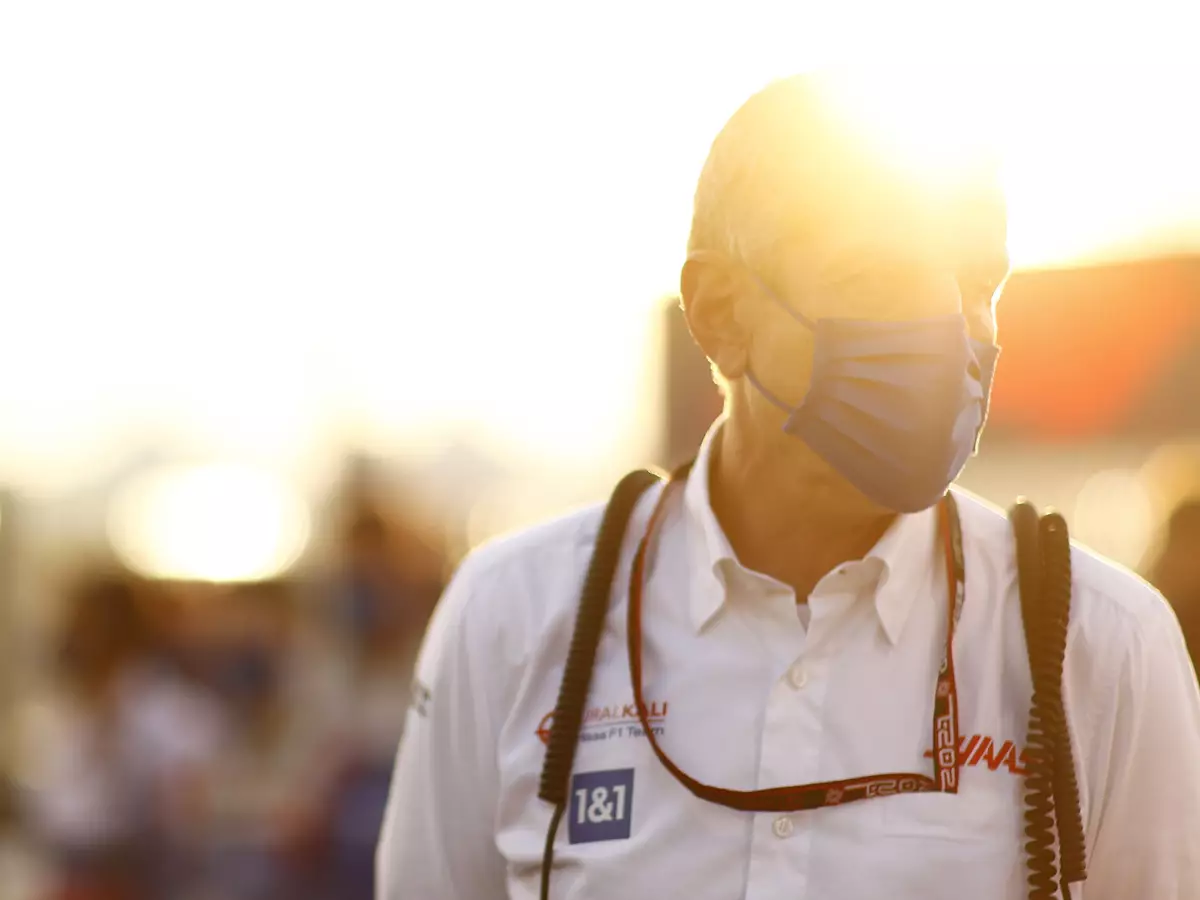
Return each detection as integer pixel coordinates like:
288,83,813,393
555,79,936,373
2,2,1199,899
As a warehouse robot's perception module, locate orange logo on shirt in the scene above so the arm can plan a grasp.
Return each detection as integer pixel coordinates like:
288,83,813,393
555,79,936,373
923,734,1031,776
536,701,670,745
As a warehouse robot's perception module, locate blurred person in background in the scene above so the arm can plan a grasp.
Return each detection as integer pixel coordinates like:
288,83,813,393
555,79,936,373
0,764,47,898
19,571,224,900
1147,496,1200,667
320,506,446,900
378,71,1200,900
197,579,334,900
132,583,230,890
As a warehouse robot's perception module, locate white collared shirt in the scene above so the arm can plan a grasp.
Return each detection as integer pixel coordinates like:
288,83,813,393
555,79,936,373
377,421,1200,900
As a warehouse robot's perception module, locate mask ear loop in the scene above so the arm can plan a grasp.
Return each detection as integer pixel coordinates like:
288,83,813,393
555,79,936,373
685,250,818,331
750,273,816,331
744,367,794,415
685,251,815,414
741,271,817,417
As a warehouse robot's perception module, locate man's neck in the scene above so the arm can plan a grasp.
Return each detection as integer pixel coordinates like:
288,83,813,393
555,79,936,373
708,419,897,600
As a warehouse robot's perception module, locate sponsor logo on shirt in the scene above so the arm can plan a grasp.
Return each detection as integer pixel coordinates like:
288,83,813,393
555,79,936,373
568,769,635,843
536,701,669,745
923,734,1031,776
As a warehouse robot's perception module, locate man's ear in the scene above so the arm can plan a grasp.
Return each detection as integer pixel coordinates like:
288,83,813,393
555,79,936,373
680,255,751,381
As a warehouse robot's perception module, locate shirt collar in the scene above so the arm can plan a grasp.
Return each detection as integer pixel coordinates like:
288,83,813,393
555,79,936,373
681,417,737,633
866,501,939,646
680,416,940,644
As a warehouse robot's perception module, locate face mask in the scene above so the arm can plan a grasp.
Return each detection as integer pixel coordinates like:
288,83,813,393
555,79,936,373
969,337,1001,451
745,280,1000,513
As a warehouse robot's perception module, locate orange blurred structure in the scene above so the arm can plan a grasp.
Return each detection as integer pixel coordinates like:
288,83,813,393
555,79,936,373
988,257,1200,441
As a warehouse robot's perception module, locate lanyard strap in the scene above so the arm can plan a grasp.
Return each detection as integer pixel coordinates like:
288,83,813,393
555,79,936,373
625,478,967,813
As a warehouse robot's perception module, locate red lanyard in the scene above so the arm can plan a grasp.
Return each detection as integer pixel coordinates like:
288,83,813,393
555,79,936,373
626,475,968,812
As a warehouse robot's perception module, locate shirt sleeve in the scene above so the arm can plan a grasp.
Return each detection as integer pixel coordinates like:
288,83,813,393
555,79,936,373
375,559,509,900
1086,596,1200,899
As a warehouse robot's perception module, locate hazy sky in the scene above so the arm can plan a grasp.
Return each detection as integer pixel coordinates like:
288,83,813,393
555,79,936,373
3,1,1199,496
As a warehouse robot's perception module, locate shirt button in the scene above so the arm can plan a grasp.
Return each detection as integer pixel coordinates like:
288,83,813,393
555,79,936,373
788,666,808,690
772,816,795,839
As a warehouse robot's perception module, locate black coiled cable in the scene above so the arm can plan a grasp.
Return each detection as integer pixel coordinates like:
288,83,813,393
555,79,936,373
1039,513,1088,888
1012,501,1057,898
537,469,661,900
1011,500,1087,900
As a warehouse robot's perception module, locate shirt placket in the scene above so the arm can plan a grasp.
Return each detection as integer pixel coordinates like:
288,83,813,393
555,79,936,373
744,614,831,900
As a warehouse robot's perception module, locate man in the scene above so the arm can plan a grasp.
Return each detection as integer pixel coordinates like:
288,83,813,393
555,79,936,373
1148,496,1200,666
377,73,1200,899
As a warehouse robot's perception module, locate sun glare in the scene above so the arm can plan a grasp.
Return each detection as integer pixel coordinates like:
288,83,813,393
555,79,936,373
1072,468,1156,569
810,63,1200,270
106,464,311,583
818,68,1005,188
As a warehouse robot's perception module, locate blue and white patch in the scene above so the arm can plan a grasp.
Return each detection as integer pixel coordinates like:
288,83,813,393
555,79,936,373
568,769,635,844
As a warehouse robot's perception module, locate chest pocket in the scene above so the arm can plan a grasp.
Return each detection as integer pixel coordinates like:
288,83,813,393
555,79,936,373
877,784,1014,840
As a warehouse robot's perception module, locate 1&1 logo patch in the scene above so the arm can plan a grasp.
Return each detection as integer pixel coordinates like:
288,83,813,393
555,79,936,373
568,769,635,844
